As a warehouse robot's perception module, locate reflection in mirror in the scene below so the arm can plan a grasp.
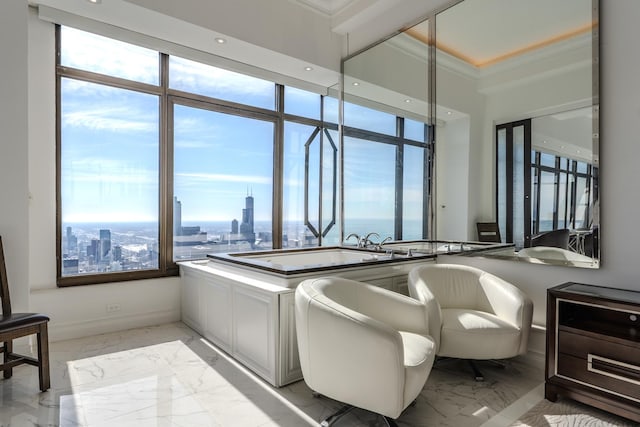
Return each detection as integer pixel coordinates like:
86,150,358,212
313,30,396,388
340,0,598,268
342,20,432,241
435,0,599,268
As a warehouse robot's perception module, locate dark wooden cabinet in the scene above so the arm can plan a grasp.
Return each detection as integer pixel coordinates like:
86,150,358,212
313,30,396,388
546,282,640,422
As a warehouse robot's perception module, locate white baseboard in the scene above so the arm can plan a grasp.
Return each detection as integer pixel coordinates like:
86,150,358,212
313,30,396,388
48,309,181,342
528,324,546,355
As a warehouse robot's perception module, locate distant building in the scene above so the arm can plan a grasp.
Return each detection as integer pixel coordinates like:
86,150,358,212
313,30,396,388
174,225,207,246
113,245,122,261
99,229,111,260
65,226,77,255
257,231,272,242
62,257,79,275
87,239,99,262
174,196,182,236
225,194,257,247
173,197,207,245
240,194,254,235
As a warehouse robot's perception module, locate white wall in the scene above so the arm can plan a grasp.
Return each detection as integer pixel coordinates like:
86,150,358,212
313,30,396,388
436,116,471,240
0,0,29,313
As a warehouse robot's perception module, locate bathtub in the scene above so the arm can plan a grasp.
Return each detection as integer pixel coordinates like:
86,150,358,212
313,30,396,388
206,246,429,280
180,246,436,386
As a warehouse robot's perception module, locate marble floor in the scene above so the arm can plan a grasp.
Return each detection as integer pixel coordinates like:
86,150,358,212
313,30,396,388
0,322,568,426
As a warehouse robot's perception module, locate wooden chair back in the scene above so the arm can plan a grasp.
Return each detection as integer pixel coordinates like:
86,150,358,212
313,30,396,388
476,222,502,243
0,235,51,391
0,236,12,316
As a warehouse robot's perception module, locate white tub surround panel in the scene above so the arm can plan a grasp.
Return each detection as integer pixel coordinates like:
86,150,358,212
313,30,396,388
180,255,435,386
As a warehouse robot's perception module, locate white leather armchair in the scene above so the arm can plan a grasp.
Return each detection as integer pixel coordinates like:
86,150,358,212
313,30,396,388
408,264,533,380
295,277,436,425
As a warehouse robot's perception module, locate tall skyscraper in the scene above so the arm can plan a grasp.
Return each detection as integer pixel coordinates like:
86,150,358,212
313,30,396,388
65,226,77,255
239,192,256,246
99,229,111,261
174,196,182,236
231,219,238,234
113,245,122,262
240,193,254,235
89,239,100,261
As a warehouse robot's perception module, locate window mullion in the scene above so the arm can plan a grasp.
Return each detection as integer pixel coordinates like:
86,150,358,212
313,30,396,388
160,53,175,274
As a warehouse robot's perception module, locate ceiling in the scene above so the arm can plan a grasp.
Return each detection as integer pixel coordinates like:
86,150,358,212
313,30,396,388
433,0,594,68
295,0,595,68
293,0,357,15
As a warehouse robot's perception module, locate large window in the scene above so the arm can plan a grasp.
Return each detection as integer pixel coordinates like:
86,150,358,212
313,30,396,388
531,151,595,234
497,119,595,249
172,104,276,259
57,26,430,286
343,105,431,241
58,28,163,283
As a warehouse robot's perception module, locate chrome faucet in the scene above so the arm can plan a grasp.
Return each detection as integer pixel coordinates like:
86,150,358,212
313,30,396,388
375,236,392,251
363,232,380,248
346,233,363,248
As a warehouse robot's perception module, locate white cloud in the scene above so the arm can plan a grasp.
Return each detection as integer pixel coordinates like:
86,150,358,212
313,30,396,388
62,27,159,84
175,172,271,185
64,158,157,185
170,56,273,98
64,108,157,133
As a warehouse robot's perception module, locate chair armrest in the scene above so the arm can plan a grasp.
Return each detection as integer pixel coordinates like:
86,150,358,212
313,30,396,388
479,273,533,330
408,267,443,350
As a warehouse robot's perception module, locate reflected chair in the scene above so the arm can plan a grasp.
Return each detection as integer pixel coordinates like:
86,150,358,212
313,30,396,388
518,246,595,265
583,227,598,257
476,222,502,243
408,264,533,381
295,277,436,426
530,228,569,249
0,236,50,392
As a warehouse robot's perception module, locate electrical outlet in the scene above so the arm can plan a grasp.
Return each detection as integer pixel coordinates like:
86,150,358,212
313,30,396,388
106,303,121,313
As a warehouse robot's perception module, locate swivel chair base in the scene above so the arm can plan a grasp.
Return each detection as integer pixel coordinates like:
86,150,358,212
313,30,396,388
436,357,508,381
314,394,399,427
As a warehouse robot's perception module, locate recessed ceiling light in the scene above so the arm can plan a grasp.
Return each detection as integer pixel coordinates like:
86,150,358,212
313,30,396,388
446,111,452,115
304,66,313,71
214,38,226,44
87,0,101,3
404,99,411,103
352,82,360,86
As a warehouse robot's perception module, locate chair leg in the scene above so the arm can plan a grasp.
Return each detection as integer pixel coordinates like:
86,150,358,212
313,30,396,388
320,405,354,427
3,340,13,379
383,416,399,427
468,360,484,381
37,324,51,392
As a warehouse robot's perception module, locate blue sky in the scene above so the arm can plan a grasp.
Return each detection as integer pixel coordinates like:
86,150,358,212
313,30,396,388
60,27,427,226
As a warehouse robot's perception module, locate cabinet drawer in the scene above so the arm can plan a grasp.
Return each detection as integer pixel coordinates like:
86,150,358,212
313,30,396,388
557,332,640,401
558,330,640,362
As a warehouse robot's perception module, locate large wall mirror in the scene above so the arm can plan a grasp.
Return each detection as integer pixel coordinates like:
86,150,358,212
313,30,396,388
342,0,600,268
